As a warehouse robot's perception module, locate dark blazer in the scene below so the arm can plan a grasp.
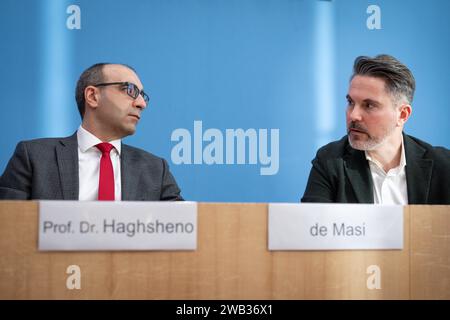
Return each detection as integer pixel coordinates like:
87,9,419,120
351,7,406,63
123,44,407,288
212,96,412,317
301,133,450,204
0,133,183,201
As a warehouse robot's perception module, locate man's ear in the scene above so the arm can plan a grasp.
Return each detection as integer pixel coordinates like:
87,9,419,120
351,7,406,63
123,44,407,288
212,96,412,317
397,103,412,126
84,86,100,110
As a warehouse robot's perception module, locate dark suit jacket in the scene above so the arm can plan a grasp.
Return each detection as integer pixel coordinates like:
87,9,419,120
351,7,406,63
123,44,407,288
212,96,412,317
301,133,450,204
0,133,183,201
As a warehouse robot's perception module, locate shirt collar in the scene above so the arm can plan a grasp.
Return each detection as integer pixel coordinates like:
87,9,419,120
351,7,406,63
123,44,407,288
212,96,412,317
77,125,121,155
365,136,406,174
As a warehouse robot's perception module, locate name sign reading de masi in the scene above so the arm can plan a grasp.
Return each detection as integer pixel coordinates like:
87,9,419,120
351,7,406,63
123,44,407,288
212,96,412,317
39,201,197,251
268,203,403,250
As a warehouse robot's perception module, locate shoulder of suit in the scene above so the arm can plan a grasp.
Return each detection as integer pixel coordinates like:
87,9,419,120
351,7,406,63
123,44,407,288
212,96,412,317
18,136,73,148
121,143,165,162
315,135,350,159
405,134,450,161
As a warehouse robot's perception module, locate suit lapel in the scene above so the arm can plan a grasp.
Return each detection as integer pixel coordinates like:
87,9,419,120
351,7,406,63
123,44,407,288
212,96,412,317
121,144,140,201
404,134,433,204
56,133,79,200
343,145,374,203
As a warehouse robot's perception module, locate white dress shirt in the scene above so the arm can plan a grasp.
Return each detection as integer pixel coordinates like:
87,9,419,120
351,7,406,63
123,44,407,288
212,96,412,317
365,138,408,205
77,126,122,201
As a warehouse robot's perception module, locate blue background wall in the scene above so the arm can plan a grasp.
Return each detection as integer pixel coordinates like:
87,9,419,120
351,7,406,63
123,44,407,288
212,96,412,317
1,0,449,202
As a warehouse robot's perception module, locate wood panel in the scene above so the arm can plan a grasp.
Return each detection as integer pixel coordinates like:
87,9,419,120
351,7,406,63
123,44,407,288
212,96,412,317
0,202,448,299
410,205,450,299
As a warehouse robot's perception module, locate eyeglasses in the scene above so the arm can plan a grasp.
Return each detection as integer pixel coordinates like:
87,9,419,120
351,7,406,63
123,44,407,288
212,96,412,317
93,82,150,104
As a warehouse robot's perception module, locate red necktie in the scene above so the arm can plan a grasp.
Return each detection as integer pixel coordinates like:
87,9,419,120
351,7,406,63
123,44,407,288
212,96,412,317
96,142,115,201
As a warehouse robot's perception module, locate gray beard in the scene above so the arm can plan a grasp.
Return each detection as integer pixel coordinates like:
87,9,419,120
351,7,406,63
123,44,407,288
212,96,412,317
348,130,393,151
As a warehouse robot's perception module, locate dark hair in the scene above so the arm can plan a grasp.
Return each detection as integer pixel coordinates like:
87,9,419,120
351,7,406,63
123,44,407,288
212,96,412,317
75,63,137,119
351,54,415,105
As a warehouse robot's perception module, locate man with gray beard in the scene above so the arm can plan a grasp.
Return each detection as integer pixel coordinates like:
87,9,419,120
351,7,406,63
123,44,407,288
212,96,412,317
302,54,449,204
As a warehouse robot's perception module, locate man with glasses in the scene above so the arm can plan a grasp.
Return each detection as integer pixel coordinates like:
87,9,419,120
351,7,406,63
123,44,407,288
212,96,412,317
0,63,183,201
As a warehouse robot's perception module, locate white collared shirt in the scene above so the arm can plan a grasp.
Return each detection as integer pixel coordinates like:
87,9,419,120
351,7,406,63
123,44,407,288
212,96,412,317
77,126,122,201
365,139,408,205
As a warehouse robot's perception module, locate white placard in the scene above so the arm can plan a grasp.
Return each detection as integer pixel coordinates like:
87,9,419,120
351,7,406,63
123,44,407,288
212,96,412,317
268,203,403,250
39,201,197,251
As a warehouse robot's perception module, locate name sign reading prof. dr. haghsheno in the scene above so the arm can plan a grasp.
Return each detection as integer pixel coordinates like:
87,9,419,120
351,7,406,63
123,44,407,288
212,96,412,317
268,203,403,250
39,201,197,251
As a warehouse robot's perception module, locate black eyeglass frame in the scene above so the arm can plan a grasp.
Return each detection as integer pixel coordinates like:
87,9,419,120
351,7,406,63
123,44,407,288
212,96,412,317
93,82,150,104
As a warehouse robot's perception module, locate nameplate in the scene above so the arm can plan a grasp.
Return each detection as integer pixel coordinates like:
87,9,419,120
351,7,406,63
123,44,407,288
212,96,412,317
39,201,197,251
268,203,403,250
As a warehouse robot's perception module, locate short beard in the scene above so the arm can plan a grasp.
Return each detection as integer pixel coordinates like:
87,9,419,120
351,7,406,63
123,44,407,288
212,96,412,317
348,134,388,151
347,122,396,151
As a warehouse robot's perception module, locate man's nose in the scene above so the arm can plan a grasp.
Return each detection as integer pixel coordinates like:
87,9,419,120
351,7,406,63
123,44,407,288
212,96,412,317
348,104,362,121
133,95,147,110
